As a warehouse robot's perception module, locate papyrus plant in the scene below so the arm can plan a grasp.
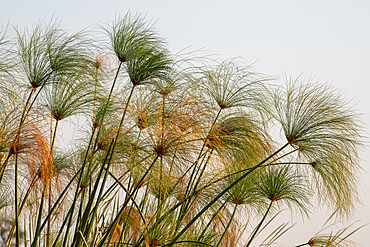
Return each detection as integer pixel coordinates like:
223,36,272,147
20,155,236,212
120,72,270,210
0,13,364,247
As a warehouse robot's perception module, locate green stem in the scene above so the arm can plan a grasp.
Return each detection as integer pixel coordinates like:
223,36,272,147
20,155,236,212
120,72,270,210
216,204,238,247
19,88,36,128
67,61,123,235
78,138,116,243
75,85,136,247
76,189,87,230
295,243,310,247
185,108,222,197
30,185,46,247
183,107,221,197
62,129,96,247
191,148,214,197
62,196,78,247
161,240,213,247
23,85,47,124
46,119,59,247
198,199,229,240
96,155,159,247
107,62,123,106
50,119,59,154
177,108,222,234
271,147,298,162
51,199,79,247
14,154,20,247
266,162,311,166
0,88,35,182
28,170,79,247
246,200,274,247
108,171,147,225
0,152,12,183
170,143,289,244
5,88,36,246
7,176,39,246
174,149,213,234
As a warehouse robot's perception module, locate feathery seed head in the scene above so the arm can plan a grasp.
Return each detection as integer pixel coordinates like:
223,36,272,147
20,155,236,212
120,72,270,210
273,77,363,215
257,166,311,215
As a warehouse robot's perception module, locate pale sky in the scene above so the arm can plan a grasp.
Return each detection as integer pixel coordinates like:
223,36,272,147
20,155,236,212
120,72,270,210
1,1,369,246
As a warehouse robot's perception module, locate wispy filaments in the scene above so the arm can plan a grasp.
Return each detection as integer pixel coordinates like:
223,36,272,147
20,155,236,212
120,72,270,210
201,59,267,111
272,77,363,215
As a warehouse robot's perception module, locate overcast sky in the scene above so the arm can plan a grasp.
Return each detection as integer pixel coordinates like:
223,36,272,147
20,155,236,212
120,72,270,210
1,1,369,246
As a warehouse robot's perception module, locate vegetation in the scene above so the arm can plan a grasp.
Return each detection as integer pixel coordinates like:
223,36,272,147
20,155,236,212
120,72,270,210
0,13,364,247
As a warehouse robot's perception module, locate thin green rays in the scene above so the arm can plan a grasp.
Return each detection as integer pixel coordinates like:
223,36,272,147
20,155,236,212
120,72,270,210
205,112,271,162
105,13,166,64
295,218,364,247
256,165,312,216
42,73,96,151
272,77,363,215
16,20,93,90
105,13,172,87
246,165,311,247
0,23,13,79
200,59,268,111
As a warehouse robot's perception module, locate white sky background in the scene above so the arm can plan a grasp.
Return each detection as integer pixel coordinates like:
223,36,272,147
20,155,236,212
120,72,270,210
1,0,369,246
